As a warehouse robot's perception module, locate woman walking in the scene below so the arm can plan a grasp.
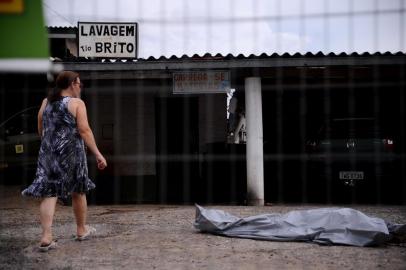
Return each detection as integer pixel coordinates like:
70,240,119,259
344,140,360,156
22,71,107,251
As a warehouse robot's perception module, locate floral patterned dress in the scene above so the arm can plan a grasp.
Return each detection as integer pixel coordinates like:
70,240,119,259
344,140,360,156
22,96,95,199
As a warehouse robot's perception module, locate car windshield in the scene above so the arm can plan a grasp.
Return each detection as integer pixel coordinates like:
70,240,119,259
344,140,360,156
319,119,380,139
1,108,38,137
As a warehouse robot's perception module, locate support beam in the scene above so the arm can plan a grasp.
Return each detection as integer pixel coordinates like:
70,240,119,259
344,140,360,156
245,77,264,206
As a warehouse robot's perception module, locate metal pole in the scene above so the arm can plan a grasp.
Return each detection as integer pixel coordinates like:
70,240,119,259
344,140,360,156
245,77,264,206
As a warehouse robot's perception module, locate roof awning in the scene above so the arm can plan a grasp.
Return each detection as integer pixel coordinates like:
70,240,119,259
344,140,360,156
59,53,406,81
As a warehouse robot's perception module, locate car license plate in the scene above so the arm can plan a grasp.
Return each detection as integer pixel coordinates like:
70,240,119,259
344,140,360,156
339,171,364,180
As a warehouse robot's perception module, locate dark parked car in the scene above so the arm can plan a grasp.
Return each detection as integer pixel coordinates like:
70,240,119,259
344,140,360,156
0,107,41,184
306,117,400,203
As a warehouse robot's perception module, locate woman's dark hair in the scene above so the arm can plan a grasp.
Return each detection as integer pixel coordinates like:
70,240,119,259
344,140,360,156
47,71,79,103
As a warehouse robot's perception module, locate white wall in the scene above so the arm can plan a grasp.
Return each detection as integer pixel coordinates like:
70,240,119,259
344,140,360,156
198,94,228,151
87,86,156,176
86,83,228,176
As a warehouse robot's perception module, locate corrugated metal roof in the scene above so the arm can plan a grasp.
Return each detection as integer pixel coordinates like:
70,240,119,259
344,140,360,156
58,51,405,64
141,51,406,62
47,26,77,34
46,27,405,62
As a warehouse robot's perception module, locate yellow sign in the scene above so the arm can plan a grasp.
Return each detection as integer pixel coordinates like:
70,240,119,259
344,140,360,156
15,144,24,154
0,0,24,14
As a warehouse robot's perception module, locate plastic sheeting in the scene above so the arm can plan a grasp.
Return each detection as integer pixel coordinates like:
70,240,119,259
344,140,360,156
194,205,406,247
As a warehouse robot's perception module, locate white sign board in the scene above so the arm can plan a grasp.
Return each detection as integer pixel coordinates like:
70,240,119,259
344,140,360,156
173,71,231,94
78,22,138,58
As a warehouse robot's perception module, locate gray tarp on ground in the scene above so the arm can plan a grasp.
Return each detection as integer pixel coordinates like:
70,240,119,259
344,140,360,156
194,205,406,247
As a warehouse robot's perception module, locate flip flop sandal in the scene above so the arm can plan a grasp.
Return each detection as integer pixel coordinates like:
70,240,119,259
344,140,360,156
38,240,57,252
75,226,96,241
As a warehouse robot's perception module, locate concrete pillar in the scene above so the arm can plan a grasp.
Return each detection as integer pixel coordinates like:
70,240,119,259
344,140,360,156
245,77,264,206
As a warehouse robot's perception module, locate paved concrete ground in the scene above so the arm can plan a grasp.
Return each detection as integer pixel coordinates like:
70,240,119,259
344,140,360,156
0,185,406,270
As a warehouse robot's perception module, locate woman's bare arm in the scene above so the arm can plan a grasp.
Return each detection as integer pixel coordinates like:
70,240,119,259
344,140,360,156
74,99,107,169
37,98,48,137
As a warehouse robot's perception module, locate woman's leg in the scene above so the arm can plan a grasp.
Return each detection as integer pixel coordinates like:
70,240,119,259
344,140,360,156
40,197,58,245
71,192,88,236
